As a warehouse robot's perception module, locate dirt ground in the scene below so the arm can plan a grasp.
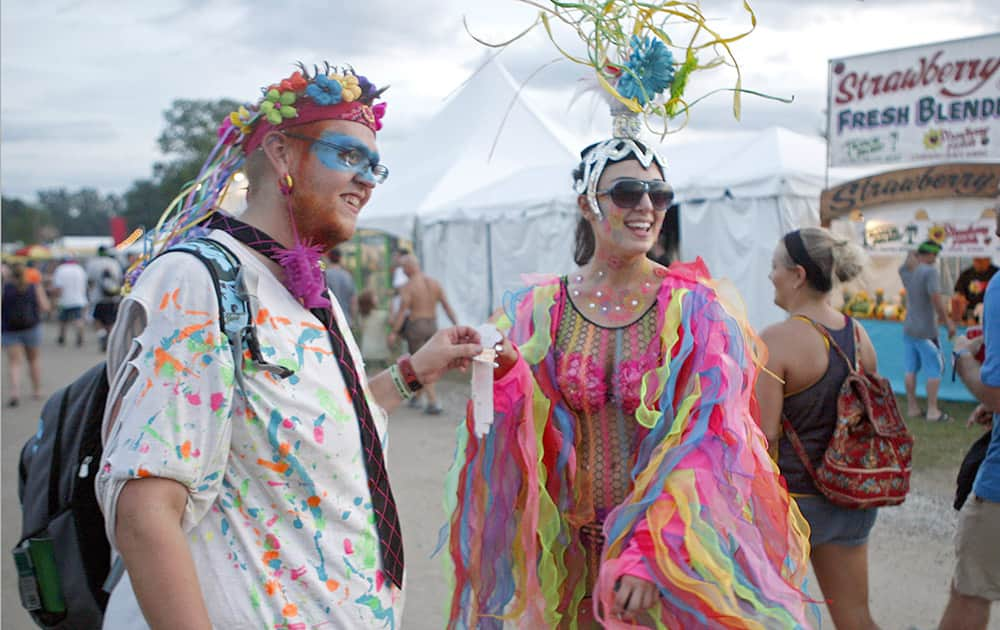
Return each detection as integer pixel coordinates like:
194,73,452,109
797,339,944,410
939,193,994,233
2,324,997,628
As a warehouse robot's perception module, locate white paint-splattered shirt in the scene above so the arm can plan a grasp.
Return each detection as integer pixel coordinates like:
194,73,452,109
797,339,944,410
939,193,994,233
96,231,403,629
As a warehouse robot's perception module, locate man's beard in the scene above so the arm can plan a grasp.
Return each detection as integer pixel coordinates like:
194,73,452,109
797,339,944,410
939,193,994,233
288,188,356,250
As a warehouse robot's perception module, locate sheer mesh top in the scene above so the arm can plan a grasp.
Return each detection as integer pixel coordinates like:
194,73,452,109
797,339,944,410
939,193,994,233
554,279,661,522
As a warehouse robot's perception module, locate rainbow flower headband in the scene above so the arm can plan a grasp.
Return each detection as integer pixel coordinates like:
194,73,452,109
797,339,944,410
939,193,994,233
222,62,387,154
123,62,387,292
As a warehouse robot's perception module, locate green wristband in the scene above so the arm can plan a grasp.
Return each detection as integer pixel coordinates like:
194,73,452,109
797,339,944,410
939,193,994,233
389,364,413,401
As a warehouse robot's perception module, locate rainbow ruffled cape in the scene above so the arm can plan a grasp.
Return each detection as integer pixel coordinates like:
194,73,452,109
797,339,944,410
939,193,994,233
442,260,817,629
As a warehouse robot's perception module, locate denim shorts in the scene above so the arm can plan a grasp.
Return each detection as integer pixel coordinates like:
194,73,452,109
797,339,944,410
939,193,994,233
795,495,878,547
2,325,42,348
58,306,84,322
902,333,943,379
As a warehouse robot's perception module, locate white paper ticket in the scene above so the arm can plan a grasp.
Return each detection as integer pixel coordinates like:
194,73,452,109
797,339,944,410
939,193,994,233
471,324,502,437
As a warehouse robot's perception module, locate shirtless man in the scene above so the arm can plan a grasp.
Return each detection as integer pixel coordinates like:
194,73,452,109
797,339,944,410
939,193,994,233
389,255,458,414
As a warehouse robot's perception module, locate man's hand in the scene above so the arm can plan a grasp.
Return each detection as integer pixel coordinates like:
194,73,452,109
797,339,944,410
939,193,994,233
953,334,984,357
946,320,957,340
612,575,658,623
967,403,994,429
409,326,483,384
387,331,398,347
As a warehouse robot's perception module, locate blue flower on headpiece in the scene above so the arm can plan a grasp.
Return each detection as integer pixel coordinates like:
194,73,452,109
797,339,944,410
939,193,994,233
305,74,343,106
617,35,675,106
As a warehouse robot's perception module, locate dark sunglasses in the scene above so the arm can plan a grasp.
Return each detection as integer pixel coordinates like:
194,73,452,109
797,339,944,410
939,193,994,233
282,132,389,184
596,179,674,211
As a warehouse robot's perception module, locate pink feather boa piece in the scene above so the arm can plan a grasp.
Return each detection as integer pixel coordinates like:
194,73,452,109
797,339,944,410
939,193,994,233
272,241,331,309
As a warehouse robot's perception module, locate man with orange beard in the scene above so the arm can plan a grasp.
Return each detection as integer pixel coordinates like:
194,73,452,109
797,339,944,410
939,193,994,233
96,63,483,629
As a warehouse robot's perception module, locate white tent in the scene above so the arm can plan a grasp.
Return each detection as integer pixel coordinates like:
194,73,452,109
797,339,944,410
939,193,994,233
360,58,578,239
671,127,827,329
419,165,579,325
358,59,581,325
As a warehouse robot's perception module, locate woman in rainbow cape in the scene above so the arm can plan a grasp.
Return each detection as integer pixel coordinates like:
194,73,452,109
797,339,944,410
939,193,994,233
443,3,817,628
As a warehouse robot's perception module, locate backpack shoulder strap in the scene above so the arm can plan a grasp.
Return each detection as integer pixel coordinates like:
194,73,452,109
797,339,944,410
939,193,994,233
165,238,292,382
793,314,858,373
167,238,250,354
780,414,825,492
166,238,258,393
851,318,864,373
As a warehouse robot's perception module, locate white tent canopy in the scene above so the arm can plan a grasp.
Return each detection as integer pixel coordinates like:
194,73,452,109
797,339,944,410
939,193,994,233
420,170,579,325
672,127,827,329
358,59,582,326
359,59,578,239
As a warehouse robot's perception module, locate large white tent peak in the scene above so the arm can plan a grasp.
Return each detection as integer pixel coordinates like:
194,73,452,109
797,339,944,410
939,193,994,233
359,58,579,239
669,126,828,201
676,125,826,329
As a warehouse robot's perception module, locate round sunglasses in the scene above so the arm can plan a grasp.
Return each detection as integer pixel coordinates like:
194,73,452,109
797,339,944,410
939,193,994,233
596,178,674,211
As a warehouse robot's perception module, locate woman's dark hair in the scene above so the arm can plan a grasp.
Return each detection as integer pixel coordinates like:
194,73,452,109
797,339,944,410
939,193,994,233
571,139,664,266
10,263,27,291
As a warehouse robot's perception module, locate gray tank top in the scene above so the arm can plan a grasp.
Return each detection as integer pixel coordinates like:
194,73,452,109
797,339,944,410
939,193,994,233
778,316,856,495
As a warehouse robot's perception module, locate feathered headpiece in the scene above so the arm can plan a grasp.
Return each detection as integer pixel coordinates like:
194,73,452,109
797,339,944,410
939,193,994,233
124,62,388,300
469,1,786,216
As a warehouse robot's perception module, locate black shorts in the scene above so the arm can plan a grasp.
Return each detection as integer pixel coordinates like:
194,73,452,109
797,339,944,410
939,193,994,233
93,301,119,327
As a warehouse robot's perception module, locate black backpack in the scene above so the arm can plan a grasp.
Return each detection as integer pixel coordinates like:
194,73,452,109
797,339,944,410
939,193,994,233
13,238,256,629
4,284,41,331
955,430,992,511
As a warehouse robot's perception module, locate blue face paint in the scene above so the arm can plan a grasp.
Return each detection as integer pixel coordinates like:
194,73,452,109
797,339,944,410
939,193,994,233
309,131,387,184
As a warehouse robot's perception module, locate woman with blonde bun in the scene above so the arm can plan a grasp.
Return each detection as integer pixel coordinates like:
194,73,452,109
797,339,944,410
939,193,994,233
757,227,883,630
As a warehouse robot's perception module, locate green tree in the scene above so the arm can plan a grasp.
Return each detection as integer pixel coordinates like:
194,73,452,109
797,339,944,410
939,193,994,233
36,188,121,236
1,196,51,243
122,98,240,230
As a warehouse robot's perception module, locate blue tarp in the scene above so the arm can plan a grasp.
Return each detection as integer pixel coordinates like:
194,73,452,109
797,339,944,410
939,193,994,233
858,319,975,403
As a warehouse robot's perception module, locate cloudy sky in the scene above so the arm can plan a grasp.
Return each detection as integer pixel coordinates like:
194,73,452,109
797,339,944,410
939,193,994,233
2,0,998,200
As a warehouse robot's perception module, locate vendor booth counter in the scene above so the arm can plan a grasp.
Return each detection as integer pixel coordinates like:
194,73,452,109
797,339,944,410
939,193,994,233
857,318,974,403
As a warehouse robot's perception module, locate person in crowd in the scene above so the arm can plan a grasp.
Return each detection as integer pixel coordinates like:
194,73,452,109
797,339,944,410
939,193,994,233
953,257,998,323
95,63,482,629
939,217,1000,630
757,227,882,630
324,247,357,327
443,135,814,628
87,245,124,352
1,263,50,407
388,247,410,347
388,254,459,415
899,241,956,422
51,256,89,347
358,288,391,369
22,261,43,287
